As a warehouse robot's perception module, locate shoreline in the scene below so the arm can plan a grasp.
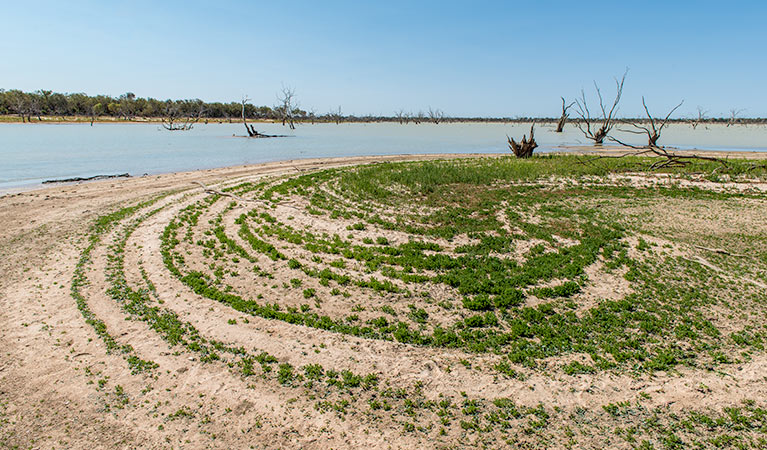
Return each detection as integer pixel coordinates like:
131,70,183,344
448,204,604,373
2,114,767,124
3,148,766,198
0,153,500,197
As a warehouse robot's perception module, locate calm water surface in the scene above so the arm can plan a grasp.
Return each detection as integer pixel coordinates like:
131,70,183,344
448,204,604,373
1,122,765,191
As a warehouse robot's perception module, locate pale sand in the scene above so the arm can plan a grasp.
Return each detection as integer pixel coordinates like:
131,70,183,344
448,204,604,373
1,152,766,449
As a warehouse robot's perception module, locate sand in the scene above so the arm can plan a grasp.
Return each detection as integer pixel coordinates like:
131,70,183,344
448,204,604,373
1,152,766,449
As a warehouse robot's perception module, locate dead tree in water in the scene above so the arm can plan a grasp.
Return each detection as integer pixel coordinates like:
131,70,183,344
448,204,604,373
573,69,627,144
690,106,708,129
161,101,204,131
241,96,264,137
620,97,683,147
428,107,444,124
727,108,744,127
604,99,726,170
507,124,538,158
556,97,575,132
327,106,343,124
276,86,297,130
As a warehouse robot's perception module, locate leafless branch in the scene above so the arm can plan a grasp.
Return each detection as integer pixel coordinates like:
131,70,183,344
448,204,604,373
428,107,444,124
556,97,576,132
276,85,298,130
573,69,628,144
619,97,683,147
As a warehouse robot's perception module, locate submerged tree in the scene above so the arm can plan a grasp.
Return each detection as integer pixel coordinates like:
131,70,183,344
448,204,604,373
620,97,683,147
573,69,628,144
395,109,406,124
241,96,264,137
556,97,576,132
727,108,744,127
161,100,204,131
606,98,725,170
690,106,708,130
327,106,343,124
428,107,444,124
276,86,298,130
507,124,538,158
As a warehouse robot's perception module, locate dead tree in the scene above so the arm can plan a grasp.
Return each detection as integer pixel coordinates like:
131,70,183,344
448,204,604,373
606,99,727,170
327,106,343,124
556,97,576,132
276,86,297,130
620,97,683,147
161,102,203,131
727,108,744,127
241,96,263,137
573,69,627,144
507,124,538,158
690,106,708,129
395,109,406,124
428,107,444,124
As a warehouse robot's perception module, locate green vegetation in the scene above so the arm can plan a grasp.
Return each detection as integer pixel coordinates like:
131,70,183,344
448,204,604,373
63,155,767,448
163,156,767,376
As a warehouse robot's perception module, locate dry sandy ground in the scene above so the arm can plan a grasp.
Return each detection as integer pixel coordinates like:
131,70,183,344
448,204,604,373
1,152,766,449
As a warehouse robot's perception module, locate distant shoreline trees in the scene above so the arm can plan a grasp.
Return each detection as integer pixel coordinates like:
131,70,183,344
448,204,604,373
0,88,763,125
0,89,287,123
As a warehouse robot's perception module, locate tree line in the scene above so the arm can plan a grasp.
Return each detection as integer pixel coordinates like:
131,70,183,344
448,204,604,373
0,89,285,124
0,88,763,125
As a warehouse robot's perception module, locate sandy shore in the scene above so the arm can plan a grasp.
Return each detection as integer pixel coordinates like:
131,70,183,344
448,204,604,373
1,153,766,449
3,147,765,198
0,153,501,448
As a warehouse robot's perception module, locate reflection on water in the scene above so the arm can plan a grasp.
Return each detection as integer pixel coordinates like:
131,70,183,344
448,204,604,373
1,121,765,190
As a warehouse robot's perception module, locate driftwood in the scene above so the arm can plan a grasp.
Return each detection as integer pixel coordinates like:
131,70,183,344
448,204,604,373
192,181,248,202
43,173,130,184
507,124,538,158
693,245,746,257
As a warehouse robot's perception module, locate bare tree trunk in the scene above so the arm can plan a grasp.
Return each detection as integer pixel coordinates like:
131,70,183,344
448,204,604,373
277,86,298,130
556,97,575,132
507,124,538,158
241,96,263,137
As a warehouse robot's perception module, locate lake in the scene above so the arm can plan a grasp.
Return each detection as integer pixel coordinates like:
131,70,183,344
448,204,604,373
1,121,766,191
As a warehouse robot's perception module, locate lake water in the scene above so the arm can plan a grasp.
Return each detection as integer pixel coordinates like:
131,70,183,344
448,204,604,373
1,121,766,191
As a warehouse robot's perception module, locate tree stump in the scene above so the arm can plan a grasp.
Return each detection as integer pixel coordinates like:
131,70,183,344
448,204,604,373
507,124,538,158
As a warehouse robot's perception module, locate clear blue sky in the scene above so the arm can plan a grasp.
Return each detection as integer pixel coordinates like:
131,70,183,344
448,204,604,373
1,0,765,118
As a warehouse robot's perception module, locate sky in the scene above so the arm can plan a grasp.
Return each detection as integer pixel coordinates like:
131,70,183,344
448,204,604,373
1,0,765,118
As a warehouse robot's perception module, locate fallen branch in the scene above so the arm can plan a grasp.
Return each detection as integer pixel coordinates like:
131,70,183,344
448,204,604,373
607,136,729,170
42,173,130,184
192,181,249,202
693,245,746,257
